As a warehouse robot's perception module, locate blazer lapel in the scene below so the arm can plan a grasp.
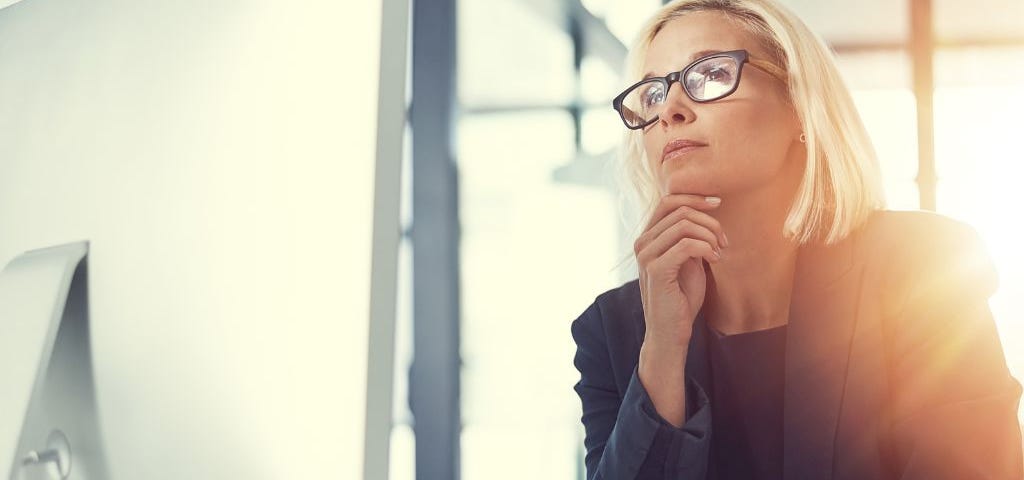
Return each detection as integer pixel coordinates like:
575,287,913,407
783,233,863,479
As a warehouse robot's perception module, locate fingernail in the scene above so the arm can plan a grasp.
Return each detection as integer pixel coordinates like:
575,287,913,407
714,247,722,259
705,196,721,205
723,232,730,248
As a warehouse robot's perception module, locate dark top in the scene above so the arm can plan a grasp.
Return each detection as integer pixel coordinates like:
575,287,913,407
706,322,787,480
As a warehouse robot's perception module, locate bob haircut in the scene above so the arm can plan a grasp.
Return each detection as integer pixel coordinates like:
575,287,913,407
616,0,886,251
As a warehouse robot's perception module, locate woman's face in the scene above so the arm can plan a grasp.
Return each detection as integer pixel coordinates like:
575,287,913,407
641,11,803,199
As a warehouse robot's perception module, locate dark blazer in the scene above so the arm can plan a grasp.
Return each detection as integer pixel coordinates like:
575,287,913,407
571,210,1024,479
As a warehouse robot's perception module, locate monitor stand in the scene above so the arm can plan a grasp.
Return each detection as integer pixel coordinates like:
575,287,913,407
0,241,110,480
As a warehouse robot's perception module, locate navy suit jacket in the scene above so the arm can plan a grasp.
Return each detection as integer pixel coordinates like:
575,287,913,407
571,210,1024,479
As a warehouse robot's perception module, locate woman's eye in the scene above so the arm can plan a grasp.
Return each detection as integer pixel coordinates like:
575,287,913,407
642,88,664,108
706,67,731,82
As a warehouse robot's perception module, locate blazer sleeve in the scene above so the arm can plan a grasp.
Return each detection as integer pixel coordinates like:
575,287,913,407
571,301,712,480
883,220,1024,478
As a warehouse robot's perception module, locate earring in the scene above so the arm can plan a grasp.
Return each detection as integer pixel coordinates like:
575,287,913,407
799,132,807,143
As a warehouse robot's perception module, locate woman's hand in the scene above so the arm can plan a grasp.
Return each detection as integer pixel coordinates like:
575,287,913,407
634,194,728,349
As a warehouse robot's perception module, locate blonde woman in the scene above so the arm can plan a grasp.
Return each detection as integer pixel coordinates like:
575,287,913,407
570,0,1023,478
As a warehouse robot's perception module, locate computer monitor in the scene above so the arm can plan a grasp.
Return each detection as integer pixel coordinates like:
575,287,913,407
0,0,385,477
0,242,109,480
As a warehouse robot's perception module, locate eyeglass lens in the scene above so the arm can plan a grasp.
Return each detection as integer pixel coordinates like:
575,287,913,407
619,55,741,128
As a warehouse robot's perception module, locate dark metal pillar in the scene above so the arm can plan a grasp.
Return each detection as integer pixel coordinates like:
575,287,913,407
569,16,584,150
910,0,937,210
410,0,461,478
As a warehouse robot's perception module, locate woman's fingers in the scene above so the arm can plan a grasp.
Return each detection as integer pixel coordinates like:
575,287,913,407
636,204,727,255
637,216,722,266
648,237,719,281
642,194,722,232
643,194,721,231
643,195,724,246
640,232,720,273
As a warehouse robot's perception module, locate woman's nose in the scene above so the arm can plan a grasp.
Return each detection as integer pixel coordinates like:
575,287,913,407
658,82,696,127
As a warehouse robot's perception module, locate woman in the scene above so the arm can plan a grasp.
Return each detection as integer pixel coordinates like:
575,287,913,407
570,0,1024,479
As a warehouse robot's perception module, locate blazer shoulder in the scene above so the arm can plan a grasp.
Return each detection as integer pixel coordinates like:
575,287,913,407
574,279,644,349
857,209,986,259
593,278,638,313
593,278,642,318
858,209,997,311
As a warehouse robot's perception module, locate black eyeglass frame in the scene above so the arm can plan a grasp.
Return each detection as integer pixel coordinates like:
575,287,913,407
611,49,786,130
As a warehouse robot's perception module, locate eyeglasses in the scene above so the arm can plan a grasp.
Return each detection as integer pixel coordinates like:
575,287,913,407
611,49,786,130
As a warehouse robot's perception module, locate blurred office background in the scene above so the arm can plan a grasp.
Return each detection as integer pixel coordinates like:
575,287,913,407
0,0,1020,479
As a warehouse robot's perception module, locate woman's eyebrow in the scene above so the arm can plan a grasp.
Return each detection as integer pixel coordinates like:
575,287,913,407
642,49,725,79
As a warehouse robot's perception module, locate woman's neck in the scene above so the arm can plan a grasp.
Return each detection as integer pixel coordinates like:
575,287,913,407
702,187,800,335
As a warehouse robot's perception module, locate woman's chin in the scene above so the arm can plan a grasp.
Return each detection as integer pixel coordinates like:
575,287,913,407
662,175,718,197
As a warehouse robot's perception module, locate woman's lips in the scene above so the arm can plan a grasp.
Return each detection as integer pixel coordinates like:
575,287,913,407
662,139,708,163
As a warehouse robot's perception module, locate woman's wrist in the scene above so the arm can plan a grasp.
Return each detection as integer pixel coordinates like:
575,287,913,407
642,332,692,354
639,338,688,374
638,339,689,428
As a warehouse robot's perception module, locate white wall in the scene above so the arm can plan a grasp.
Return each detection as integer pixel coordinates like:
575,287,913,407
0,0,381,478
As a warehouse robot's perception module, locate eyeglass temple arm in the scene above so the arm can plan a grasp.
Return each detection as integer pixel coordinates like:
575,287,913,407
748,58,788,82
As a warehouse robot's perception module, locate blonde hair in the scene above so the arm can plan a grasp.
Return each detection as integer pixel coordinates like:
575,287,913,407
615,0,885,265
